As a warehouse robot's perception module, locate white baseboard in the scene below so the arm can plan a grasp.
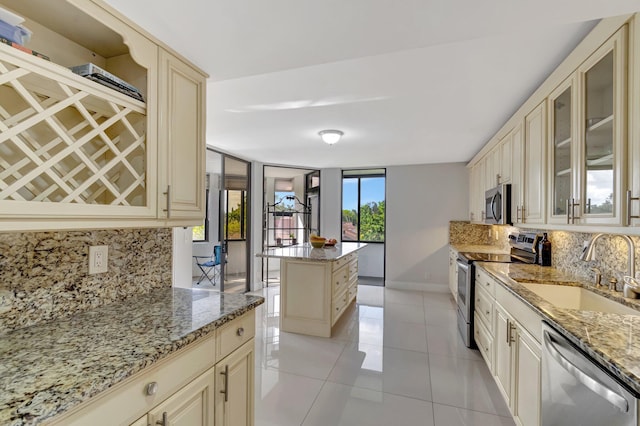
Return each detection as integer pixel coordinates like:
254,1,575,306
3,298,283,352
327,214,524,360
384,281,449,292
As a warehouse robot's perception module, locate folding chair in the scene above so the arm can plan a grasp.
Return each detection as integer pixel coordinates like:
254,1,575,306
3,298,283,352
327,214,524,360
194,245,222,285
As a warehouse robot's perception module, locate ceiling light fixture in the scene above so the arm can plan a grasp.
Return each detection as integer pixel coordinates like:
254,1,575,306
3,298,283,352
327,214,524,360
318,129,343,145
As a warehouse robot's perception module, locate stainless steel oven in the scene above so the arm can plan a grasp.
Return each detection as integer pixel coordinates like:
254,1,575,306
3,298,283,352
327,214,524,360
456,232,539,348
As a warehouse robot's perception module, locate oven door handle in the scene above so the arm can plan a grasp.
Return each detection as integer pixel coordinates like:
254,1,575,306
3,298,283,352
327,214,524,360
456,260,469,271
543,330,629,413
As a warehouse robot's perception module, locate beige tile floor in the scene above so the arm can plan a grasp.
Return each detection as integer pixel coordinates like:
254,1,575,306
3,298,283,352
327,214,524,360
251,285,515,426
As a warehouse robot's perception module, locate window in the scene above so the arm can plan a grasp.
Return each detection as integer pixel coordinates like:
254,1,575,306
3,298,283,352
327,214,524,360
342,170,385,242
193,175,210,242
225,190,247,240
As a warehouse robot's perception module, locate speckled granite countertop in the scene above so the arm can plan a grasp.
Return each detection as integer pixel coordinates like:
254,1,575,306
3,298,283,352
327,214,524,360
258,242,367,261
0,288,264,426
450,244,509,255
479,262,640,394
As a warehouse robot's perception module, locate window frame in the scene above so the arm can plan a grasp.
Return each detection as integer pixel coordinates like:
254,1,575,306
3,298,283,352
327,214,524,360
341,170,386,244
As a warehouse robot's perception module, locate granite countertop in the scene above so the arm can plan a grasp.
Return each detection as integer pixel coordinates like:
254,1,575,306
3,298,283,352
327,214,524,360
478,262,640,394
450,244,509,255
258,242,367,261
0,288,264,426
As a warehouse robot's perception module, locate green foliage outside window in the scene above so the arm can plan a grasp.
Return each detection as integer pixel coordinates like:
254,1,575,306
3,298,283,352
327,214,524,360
192,225,205,241
360,201,385,241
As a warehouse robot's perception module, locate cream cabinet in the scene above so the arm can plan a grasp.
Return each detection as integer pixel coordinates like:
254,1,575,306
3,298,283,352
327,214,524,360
280,253,358,337
629,16,640,226
576,28,627,226
508,124,524,225
215,340,254,426
548,28,627,226
147,367,215,426
448,248,458,302
469,161,485,223
0,0,206,231
49,312,256,426
522,101,547,225
474,268,542,426
157,49,206,222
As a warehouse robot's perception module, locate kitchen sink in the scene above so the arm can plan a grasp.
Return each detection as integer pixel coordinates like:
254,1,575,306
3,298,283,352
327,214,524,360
521,283,639,316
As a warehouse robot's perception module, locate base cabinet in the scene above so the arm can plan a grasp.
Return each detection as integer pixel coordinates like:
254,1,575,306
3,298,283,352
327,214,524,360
49,312,255,426
215,340,255,426
474,269,542,426
146,367,215,426
448,248,458,302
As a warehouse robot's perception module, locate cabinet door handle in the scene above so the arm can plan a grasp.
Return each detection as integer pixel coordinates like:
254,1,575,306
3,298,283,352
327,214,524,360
163,185,171,218
516,205,521,222
566,198,571,224
236,327,245,337
156,412,168,426
626,190,640,225
506,319,511,346
220,364,229,402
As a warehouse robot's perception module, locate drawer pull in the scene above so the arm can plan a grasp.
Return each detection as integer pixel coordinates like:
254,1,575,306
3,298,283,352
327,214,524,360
220,364,229,402
156,412,168,426
145,381,158,396
236,327,245,337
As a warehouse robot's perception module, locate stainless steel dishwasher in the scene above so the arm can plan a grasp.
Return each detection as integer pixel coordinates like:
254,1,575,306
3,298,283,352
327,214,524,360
542,322,639,426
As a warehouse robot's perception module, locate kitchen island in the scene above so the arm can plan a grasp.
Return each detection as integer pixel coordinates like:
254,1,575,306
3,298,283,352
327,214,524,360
0,288,264,426
259,242,367,337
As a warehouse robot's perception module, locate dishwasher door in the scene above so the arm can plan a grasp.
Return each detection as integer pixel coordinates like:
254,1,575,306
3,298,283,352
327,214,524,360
542,322,638,426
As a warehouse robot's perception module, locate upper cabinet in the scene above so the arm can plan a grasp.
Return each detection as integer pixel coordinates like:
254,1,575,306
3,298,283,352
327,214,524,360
0,0,206,231
548,28,627,226
469,15,636,231
548,76,576,224
577,28,627,225
157,50,206,221
523,101,547,225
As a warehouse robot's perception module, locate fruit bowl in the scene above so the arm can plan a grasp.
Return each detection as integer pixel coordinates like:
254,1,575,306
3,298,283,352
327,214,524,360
310,240,325,248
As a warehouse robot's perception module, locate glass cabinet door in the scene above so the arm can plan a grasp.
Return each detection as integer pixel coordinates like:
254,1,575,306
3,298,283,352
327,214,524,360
577,26,626,224
583,50,614,215
549,81,573,220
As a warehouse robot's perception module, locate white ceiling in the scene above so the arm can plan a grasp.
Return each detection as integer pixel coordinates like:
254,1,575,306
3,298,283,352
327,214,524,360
104,0,640,169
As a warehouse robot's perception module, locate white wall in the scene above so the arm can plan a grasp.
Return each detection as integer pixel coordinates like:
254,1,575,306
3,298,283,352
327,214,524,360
173,227,194,288
385,163,468,291
357,243,384,277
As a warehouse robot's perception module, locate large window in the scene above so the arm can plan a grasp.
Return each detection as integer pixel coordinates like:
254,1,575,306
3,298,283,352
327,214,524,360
342,170,385,242
225,190,247,240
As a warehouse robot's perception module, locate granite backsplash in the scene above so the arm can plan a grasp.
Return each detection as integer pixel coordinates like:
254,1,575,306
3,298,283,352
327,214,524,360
0,228,172,334
449,221,640,289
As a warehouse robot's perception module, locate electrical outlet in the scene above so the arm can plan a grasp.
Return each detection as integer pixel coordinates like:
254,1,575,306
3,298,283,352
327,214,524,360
89,245,108,274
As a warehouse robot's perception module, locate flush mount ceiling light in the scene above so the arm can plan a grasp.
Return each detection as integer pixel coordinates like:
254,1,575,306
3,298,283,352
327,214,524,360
318,129,343,145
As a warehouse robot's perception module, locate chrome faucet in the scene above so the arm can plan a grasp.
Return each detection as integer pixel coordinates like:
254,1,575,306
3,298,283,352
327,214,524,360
580,233,636,295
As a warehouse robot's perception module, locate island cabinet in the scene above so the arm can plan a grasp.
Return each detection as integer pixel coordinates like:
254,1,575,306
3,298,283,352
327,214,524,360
48,311,255,426
474,268,542,426
280,250,359,338
0,0,206,231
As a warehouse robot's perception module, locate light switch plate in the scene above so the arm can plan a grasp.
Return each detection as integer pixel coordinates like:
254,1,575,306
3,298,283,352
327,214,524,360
89,245,108,274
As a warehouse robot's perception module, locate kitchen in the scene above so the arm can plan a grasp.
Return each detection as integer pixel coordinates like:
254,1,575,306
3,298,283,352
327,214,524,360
2,1,640,426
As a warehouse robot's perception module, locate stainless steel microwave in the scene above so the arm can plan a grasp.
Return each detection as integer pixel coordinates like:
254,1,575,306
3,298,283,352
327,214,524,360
485,184,511,225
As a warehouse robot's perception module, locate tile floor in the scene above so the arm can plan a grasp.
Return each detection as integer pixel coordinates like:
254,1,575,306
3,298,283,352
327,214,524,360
251,285,515,426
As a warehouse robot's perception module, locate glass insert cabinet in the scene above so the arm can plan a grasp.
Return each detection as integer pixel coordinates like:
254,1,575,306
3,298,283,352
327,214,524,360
548,26,626,225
